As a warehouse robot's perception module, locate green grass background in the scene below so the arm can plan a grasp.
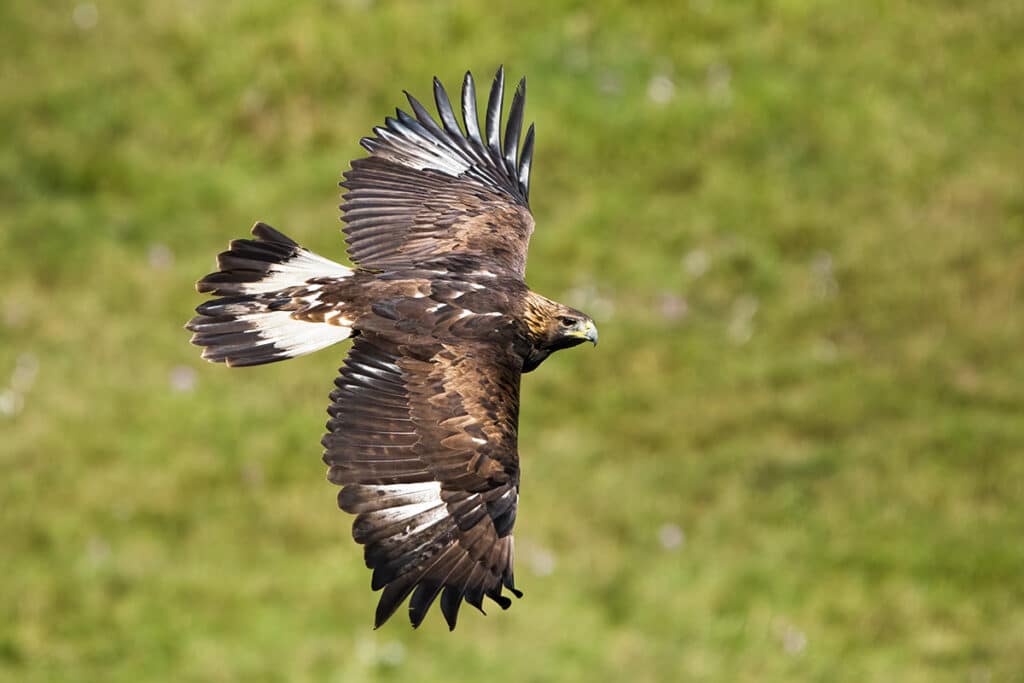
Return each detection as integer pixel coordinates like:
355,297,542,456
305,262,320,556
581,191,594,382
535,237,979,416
3,1,1023,681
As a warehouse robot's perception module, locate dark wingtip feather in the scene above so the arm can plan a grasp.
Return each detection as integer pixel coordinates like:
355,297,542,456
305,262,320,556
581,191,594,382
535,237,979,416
409,582,443,629
502,565,522,597
405,90,450,145
440,586,463,630
465,585,486,613
503,77,526,176
374,584,406,630
489,591,512,610
519,123,535,199
433,76,462,136
461,71,482,146
485,66,505,160
403,91,429,125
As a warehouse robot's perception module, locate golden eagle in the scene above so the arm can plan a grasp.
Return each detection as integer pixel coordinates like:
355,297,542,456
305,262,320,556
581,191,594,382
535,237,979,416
187,67,597,629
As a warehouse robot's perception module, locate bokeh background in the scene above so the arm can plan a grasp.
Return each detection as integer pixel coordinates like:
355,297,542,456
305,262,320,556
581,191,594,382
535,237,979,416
4,1,1023,681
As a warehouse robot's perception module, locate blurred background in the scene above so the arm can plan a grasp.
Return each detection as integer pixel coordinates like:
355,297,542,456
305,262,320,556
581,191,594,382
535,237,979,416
3,1,1023,681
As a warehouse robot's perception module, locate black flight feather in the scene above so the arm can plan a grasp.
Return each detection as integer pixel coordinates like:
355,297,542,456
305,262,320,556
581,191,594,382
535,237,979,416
433,76,462,137
404,91,450,150
485,66,505,167
504,77,525,178
519,123,535,199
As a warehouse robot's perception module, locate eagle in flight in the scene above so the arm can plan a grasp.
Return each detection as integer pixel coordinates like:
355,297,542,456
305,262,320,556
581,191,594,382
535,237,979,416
187,67,597,630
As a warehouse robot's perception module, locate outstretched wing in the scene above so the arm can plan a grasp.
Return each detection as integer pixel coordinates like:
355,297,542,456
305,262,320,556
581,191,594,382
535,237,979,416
341,67,536,278
323,333,523,629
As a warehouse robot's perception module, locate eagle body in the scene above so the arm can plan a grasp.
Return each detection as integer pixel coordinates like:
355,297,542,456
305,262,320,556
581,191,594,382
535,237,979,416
188,68,596,630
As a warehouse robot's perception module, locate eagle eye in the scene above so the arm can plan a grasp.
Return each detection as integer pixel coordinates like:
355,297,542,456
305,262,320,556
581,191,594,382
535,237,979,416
558,316,576,327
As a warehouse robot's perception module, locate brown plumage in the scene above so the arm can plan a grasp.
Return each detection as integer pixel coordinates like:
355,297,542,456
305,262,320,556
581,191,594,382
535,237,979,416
186,67,597,629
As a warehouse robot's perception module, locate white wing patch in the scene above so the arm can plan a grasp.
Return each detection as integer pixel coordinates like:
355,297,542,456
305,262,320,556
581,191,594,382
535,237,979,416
239,310,352,360
344,482,443,511
373,126,473,177
345,482,451,540
236,248,353,295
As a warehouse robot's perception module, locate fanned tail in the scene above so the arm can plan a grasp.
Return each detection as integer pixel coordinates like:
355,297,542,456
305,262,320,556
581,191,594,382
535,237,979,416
187,223,355,367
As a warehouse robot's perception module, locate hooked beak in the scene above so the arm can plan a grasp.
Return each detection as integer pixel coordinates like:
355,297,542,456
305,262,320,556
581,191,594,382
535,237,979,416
581,319,598,346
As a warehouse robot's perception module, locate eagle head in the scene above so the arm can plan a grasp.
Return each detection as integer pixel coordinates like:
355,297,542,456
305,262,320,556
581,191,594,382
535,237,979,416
521,295,597,372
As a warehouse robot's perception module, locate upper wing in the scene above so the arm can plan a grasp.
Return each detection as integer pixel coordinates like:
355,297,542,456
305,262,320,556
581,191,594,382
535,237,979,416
341,67,536,278
323,332,523,629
